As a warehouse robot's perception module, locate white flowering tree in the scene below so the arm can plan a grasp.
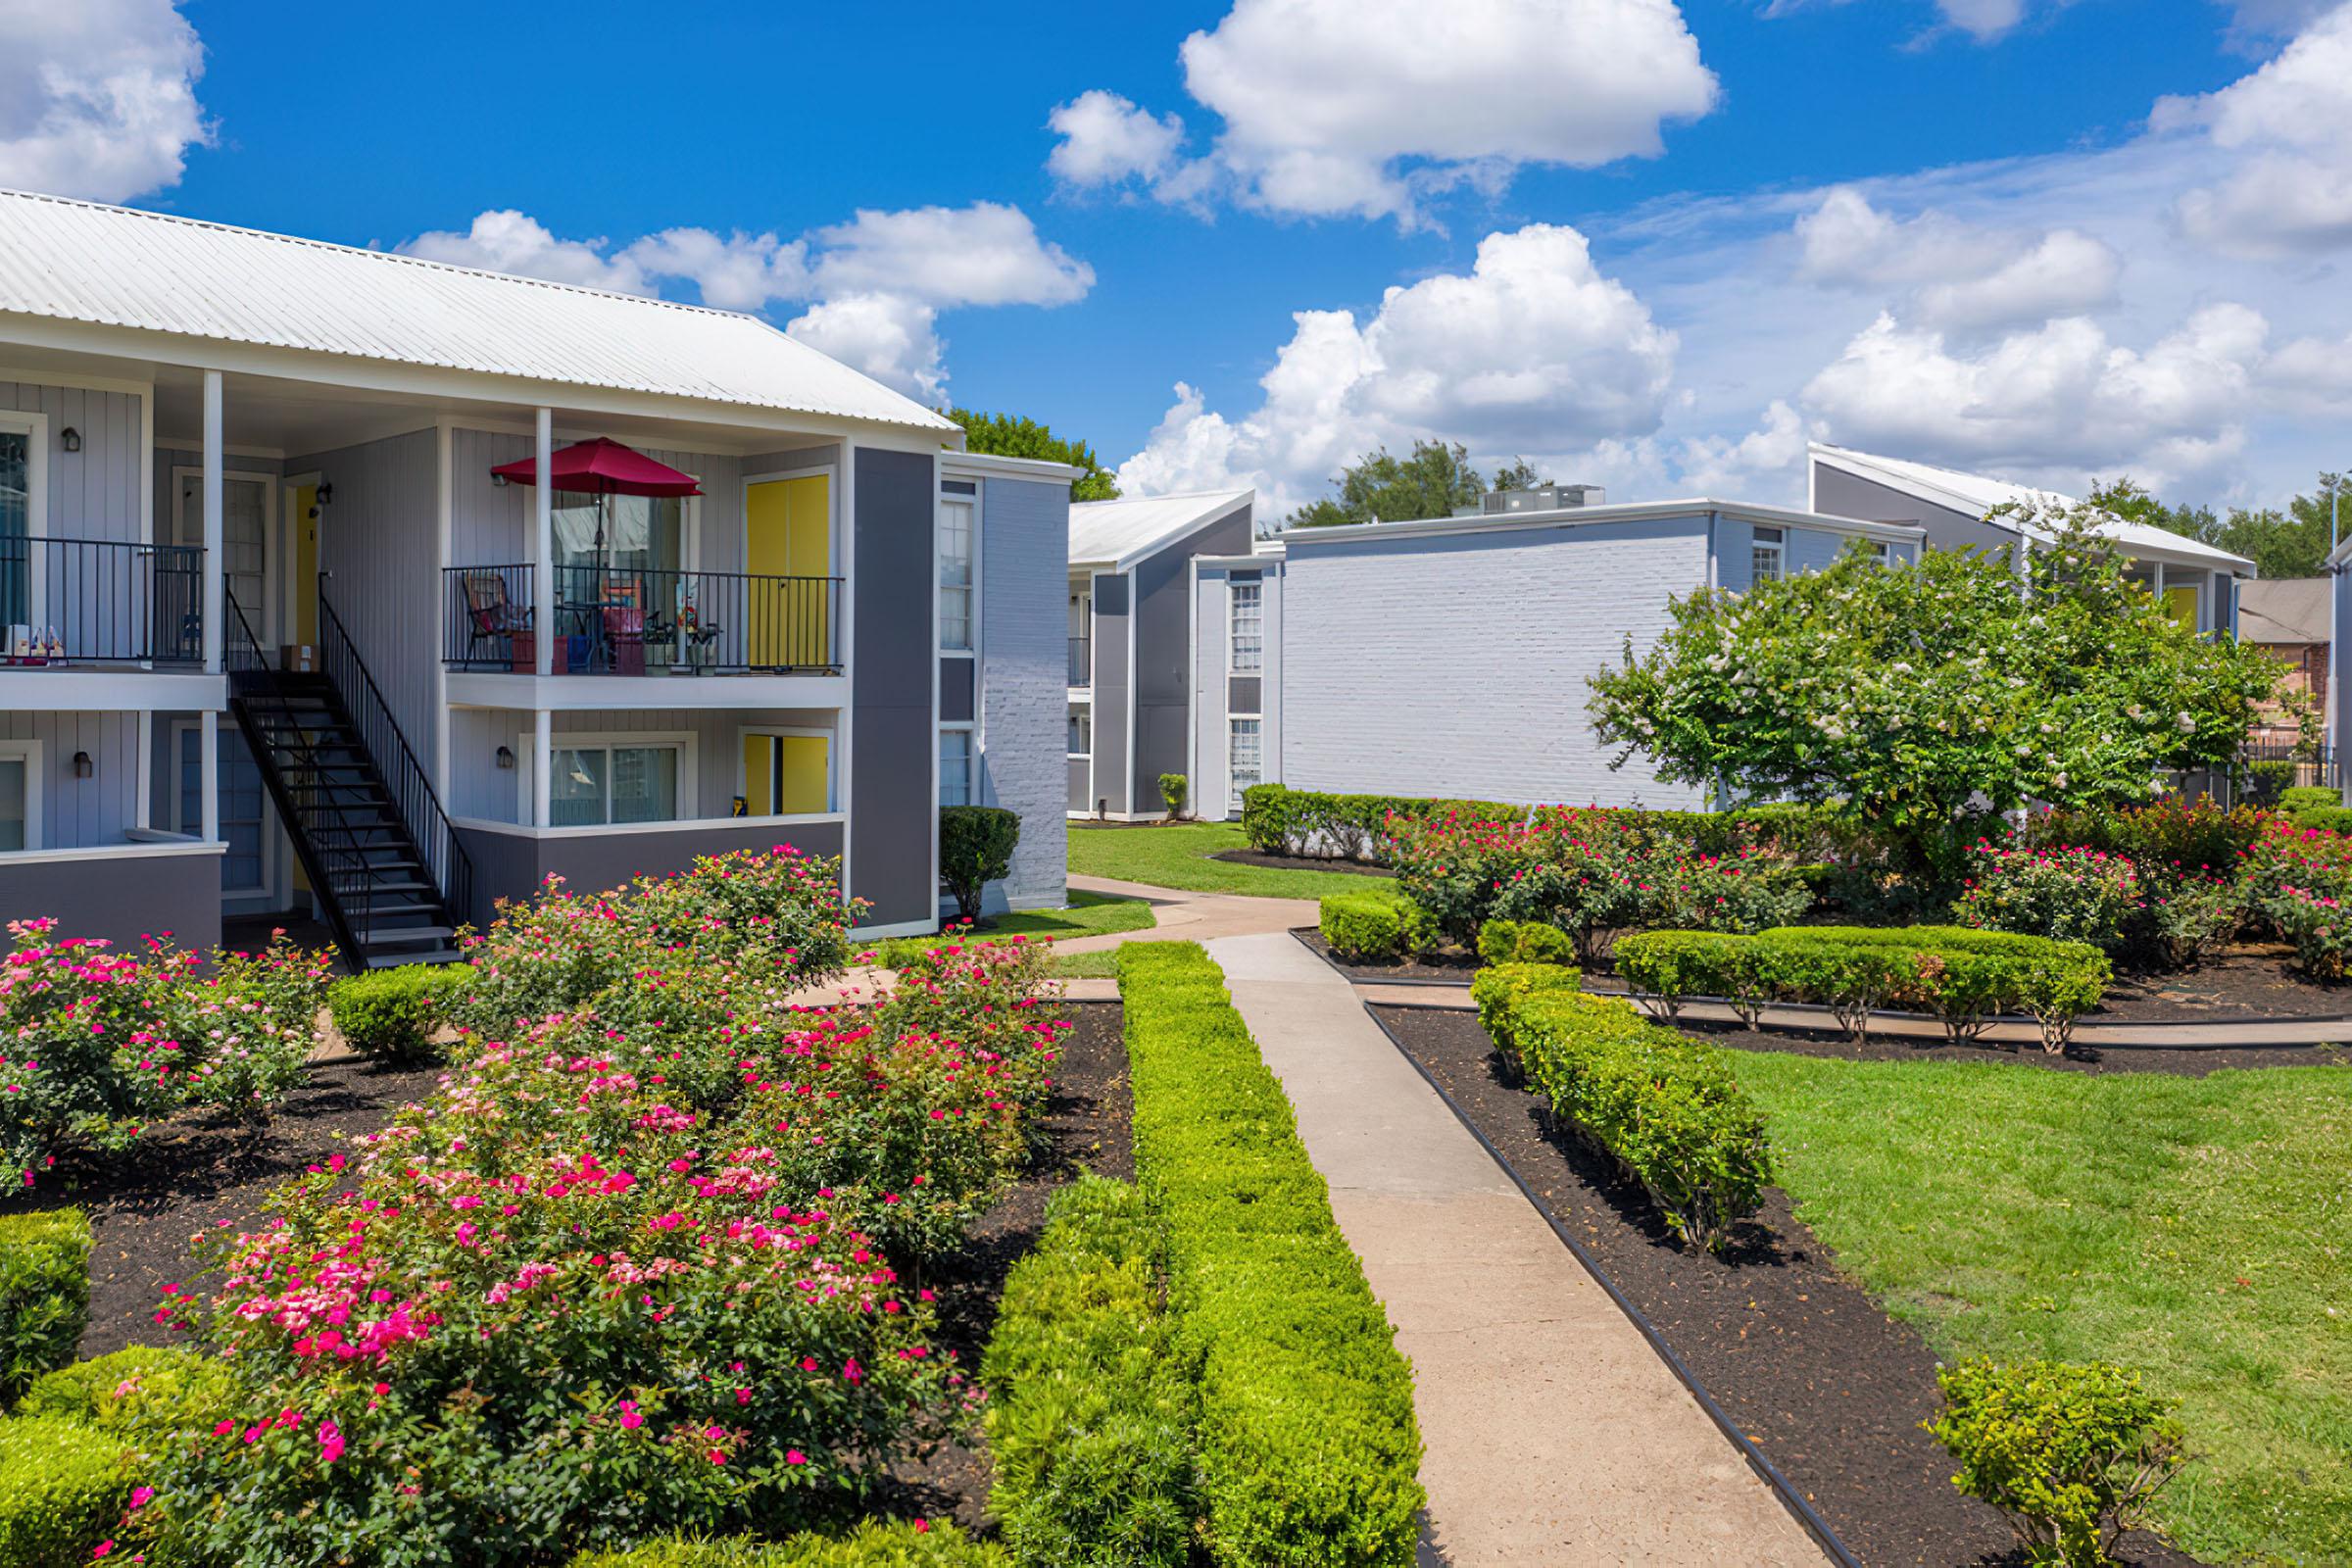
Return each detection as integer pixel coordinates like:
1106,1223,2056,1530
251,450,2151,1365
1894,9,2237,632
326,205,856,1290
1587,509,2280,873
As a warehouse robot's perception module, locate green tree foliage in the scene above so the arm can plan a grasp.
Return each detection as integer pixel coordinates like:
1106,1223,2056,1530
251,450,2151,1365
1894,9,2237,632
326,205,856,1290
1587,505,2283,877
1289,440,1549,528
2088,473,2346,579
949,409,1119,501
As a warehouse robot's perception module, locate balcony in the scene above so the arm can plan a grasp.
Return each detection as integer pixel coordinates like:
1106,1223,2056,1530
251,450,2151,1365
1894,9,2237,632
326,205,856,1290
1068,634,1090,687
444,564,843,675
0,536,203,668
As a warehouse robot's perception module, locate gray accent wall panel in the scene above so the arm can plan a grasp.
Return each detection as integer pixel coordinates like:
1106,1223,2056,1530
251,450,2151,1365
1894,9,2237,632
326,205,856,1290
1067,755,1090,813
459,820,845,929
1281,519,1709,808
940,657,975,723
1127,507,1252,817
1228,676,1261,714
1812,466,2013,556
849,448,935,928
3,381,143,544
975,475,1067,908
1087,572,1130,814
0,849,220,952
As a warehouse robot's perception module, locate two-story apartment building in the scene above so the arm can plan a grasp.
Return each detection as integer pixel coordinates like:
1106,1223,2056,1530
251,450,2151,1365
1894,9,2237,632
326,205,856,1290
0,190,1067,965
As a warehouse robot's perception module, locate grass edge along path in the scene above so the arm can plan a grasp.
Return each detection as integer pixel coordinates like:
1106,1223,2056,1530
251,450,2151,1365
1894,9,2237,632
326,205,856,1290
1730,1049,2352,1567
1117,941,1426,1566
1070,821,1377,900
870,891,1152,978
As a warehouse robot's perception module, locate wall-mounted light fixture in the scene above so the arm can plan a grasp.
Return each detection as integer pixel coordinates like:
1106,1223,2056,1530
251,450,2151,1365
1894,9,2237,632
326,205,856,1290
59,427,80,453
490,473,511,488
73,751,93,780
495,745,515,770
317,482,334,506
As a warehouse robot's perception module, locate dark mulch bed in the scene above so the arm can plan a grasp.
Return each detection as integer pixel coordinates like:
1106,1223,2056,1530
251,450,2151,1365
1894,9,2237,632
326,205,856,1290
1209,847,1396,878
2093,947,2352,1022
880,1001,1134,1530
0,1057,445,1358
1372,1003,2205,1568
1297,926,1481,981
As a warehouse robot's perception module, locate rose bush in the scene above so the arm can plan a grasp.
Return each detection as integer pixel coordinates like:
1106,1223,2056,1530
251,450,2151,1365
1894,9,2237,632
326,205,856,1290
1952,843,2143,952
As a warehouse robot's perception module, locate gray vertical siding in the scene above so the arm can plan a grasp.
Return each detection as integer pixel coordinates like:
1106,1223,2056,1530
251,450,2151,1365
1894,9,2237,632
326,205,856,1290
1281,518,1710,808
1130,507,1251,816
848,447,936,929
295,429,442,779
1087,571,1130,815
448,707,844,825
0,710,144,848
2,381,143,543
976,475,1067,909
1812,466,2014,556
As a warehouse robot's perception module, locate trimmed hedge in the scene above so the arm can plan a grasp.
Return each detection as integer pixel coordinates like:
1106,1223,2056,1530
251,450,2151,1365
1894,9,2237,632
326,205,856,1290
0,1415,130,1568
1613,926,2110,1051
568,1522,1006,1567
940,806,1021,923
0,1209,91,1406
330,964,467,1064
1472,964,1770,1249
1317,889,1428,963
1242,783,1519,860
984,1173,1194,1565
1476,919,1577,967
19,1345,237,1446
1116,942,1424,1567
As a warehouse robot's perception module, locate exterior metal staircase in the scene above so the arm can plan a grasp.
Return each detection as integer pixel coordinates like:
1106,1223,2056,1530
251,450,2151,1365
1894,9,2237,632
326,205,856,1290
226,581,472,970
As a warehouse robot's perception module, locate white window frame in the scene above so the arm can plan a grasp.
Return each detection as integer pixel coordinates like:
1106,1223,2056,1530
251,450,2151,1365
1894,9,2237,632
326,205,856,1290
1750,525,1786,585
939,724,977,809
735,724,840,818
0,738,43,853
172,464,278,642
0,410,51,630
1227,715,1262,809
1066,703,1092,761
938,489,978,655
515,728,698,828
1228,580,1263,674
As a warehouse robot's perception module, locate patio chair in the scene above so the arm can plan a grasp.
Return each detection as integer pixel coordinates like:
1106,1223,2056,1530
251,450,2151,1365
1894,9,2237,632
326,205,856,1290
642,585,722,668
462,572,531,667
601,576,648,676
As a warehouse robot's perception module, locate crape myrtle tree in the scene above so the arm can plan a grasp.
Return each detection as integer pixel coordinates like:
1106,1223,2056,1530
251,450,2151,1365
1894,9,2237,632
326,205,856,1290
949,408,1120,501
1587,503,2282,878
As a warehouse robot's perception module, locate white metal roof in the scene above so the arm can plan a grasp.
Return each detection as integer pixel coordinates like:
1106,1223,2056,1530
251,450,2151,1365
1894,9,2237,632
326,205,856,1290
0,189,956,433
1070,487,1254,571
1809,442,2255,575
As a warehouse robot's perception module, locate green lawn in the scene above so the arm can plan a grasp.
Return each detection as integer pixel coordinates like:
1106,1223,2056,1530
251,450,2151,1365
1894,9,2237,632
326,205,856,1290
1732,1050,2352,1565
869,890,1153,969
1067,821,1381,900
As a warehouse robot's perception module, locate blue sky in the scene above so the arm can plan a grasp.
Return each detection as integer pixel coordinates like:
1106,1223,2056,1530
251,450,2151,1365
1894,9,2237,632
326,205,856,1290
10,0,2351,516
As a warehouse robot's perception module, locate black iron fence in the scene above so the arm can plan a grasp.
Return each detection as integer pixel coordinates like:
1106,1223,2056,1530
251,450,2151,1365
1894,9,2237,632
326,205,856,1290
0,536,203,665
2239,740,2335,802
442,563,844,674
1068,634,1090,686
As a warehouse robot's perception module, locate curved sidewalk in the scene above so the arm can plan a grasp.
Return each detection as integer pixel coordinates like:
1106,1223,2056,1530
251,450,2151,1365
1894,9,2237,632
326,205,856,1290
1204,931,1827,1567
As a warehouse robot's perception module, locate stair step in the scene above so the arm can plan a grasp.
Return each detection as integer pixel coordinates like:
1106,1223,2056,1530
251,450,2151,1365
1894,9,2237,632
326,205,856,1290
360,926,458,948
365,949,465,969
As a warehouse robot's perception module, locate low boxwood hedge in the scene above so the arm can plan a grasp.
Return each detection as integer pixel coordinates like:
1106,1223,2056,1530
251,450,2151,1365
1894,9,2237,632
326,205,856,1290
330,964,468,1065
1612,926,2109,1051
1317,889,1430,963
1476,918,1577,967
0,1209,91,1406
1472,964,1770,1250
983,1173,1194,1565
0,1414,130,1568
1116,942,1424,1567
18,1345,237,1447
568,1521,1006,1567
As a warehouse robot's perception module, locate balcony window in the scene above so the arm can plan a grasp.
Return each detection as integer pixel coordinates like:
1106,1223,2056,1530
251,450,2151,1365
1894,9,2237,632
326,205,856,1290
940,727,974,808
1230,581,1262,672
1068,705,1091,757
0,742,34,852
1229,717,1262,802
940,497,975,651
526,735,686,827
0,426,26,625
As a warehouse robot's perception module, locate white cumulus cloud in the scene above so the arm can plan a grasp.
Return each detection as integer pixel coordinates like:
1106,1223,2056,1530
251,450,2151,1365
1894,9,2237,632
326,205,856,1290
1051,0,1718,224
2157,3,2352,255
1794,187,2121,331
784,295,946,404
1118,223,1677,512
0,0,210,202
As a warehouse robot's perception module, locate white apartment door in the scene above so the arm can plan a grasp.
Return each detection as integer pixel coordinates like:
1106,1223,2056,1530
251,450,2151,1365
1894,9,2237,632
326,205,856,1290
174,470,275,638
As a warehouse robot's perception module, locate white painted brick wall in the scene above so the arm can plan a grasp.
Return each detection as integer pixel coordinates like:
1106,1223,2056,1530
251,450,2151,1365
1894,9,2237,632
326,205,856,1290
979,477,1071,908
1280,517,1710,808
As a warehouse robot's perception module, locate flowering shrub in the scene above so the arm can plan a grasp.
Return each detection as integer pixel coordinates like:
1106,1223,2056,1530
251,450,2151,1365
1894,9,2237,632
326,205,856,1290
2024,797,2264,891
2133,878,2241,971
1953,844,2142,952
2264,886,2352,980
0,921,327,1188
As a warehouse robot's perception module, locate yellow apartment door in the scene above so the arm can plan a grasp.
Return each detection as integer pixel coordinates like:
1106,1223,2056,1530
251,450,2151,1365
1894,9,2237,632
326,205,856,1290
2165,584,2200,628
744,474,830,668
742,732,830,815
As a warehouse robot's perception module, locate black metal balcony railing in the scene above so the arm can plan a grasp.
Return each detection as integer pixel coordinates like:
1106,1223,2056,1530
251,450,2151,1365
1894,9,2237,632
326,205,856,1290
0,536,203,666
443,564,844,675
1068,635,1090,686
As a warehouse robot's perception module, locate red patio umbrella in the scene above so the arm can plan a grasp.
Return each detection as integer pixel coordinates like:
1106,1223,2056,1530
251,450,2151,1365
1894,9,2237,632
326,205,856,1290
492,437,706,669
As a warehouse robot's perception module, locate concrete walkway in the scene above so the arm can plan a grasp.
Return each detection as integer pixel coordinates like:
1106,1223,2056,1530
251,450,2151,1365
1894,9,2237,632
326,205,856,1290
1204,931,1826,1567
1357,982,2352,1049
1055,872,1323,952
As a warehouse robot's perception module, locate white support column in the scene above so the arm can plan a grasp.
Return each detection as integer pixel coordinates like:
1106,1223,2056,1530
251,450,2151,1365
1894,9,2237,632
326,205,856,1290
434,422,453,803
199,710,220,842
533,408,554,676
201,370,223,669
532,708,553,827
134,712,153,832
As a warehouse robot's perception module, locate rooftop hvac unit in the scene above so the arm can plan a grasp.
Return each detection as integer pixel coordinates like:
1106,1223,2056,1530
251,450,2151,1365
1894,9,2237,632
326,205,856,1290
1483,484,1605,514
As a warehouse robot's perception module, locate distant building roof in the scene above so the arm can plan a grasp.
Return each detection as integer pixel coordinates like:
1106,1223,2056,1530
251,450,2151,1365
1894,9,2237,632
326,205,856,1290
0,189,956,434
1070,488,1253,571
1810,442,2257,575
2237,577,2331,645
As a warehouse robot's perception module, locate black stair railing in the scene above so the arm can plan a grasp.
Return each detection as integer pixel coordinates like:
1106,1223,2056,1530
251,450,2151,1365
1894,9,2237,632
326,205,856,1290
223,593,375,967
316,575,473,938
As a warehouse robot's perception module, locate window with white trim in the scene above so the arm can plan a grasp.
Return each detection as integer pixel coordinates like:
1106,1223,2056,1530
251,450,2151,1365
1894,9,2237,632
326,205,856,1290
1229,717,1261,804
1067,705,1091,757
1866,540,1891,565
0,739,37,853
1750,525,1786,585
939,496,975,651
522,734,690,826
940,728,975,808
1229,581,1263,672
